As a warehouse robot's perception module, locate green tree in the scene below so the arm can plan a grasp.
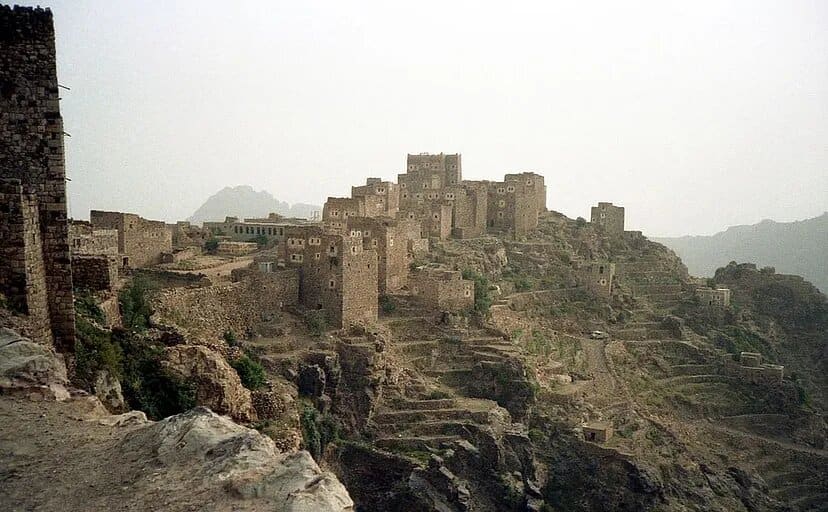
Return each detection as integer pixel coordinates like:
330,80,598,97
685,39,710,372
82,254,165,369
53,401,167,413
462,269,493,315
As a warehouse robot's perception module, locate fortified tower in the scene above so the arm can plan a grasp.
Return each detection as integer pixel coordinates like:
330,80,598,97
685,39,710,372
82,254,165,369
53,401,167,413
0,6,75,351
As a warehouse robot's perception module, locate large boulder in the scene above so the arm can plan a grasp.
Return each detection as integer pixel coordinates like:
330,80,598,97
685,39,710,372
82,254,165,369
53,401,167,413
0,328,69,400
118,407,354,511
163,344,256,422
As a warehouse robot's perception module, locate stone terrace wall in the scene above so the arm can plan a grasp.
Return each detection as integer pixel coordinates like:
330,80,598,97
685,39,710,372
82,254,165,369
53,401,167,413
0,6,75,351
152,270,300,341
71,255,118,292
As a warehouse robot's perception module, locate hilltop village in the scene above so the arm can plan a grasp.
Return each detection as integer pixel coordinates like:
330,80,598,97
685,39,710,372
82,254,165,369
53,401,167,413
1,5,827,512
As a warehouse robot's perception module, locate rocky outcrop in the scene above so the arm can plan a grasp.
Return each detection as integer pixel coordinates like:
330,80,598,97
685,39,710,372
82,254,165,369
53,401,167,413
93,369,125,412
163,344,256,422
0,327,69,400
118,407,353,511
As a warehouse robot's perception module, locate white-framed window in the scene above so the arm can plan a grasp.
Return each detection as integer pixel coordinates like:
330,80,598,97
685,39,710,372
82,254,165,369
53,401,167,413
389,237,394,247
497,211,504,219
464,289,471,297
445,193,455,200
506,185,515,193
401,182,407,189
331,210,340,217
371,239,378,247
497,187,505,194
498,199,506,207
290,253,303,263
309,237,321,246
526,179,533,186
314,252,321,260
422,182,429,189
408,212,416,219
376,187,385,194
402,192,408,199
351,246,358,254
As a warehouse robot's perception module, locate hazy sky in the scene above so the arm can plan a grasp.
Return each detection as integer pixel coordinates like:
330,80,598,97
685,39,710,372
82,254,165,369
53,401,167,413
22,0,828,236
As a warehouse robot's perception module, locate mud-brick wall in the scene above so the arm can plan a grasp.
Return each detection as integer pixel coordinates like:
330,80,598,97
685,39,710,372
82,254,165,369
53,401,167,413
152,270,300,341
71,255,118,292
0,6,75,351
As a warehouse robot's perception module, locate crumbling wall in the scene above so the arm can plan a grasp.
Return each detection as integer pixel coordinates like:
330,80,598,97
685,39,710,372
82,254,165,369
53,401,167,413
152,270,300,341
70,221,119,255
0,5,75,351
90,210,172,268
71,255,118,292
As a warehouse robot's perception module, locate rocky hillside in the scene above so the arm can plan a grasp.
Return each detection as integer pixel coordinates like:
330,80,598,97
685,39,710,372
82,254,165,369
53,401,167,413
188,185,320,224
0,327,353,511
655,213,828,293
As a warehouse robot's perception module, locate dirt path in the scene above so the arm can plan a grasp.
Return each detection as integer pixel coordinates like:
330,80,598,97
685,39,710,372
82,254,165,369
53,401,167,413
579,337,618,397
165,256,253,282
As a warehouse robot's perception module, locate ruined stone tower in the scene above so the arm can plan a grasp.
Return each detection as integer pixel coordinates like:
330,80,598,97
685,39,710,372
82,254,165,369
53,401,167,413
0,6,75,351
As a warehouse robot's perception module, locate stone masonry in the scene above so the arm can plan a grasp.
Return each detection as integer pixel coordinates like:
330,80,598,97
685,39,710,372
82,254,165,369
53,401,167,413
0,6,75,351
278,225,378,328
410,267,474,312
90,210,172,268
590,202,625,235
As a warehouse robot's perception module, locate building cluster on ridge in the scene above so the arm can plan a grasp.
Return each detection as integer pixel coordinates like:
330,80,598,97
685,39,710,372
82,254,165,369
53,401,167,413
1,5,740,350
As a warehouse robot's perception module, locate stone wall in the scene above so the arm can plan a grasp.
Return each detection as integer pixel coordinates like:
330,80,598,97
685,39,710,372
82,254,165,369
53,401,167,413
351,179,399,218
160,246,201,263
591,202,625,234
279,225,378,328
0,6,75,351
216,241,257,256
90,210,172,268
152,270,300,341
71,255,118,292
70,221,119,255
411,268,474,312
347,216,413,294
578,261,615,297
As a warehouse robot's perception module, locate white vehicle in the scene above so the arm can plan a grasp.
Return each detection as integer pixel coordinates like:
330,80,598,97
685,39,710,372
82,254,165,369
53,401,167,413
589,330,610,340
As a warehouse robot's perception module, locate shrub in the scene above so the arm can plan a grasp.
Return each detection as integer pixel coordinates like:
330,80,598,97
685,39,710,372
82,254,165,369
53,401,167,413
514,277,532,292
231,354,266,390
223,330,241,347
204,238,220,254
379,295,396,314
575,217,587,227
74,316,123,388
249,234,269,247
114,329,196,420
304,310,327,335
119,277,154,331
300,401,341,460
74,293,106,325
462,269,492,315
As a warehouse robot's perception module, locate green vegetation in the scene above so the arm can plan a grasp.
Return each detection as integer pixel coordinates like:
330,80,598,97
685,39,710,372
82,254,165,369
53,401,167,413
230,354,266,390
115,329,196,420
513,277,532,292
424,389,451,400
223,329,241,347
299,401,341,460
304,310,327,335
462,268,492,315
249,234,269,247
75,287,195,420
74,315,123,386
204,237,220,254
119,276,154,331
379,295,396,314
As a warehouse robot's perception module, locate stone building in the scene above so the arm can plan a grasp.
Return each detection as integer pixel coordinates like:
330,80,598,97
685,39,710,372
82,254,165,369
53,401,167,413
351,178,400,218
90,210,172,268
321,197,366,232
582,423,613,443
410,267,474,312
168,221,211,249
203,214,306,244
590,202,625,234
695,287,731,307
0,6,75,351
278,225,378,328
486,173,546,236
346,216,424,294
71,255,119,292
70,221,119,256
578,261,616,297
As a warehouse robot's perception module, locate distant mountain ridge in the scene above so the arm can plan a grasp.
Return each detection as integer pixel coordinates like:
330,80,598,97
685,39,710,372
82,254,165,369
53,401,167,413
188,186,319,224
654,213,828,293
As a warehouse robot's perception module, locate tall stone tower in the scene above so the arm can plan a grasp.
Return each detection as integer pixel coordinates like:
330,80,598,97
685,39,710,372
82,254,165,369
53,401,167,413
0,6,75,351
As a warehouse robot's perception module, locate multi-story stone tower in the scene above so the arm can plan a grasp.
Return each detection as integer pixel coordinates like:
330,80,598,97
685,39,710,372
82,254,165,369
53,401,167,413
0,6,75,351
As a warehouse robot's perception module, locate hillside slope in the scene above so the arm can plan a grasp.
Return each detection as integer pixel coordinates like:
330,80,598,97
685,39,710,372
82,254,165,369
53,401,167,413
654,213,828,293
188,185,319,224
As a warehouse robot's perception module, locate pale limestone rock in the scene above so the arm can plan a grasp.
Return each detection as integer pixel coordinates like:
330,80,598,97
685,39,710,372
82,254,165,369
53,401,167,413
93,369,125,412
119,407,354,511
162,344,256,422
0,327,68,400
